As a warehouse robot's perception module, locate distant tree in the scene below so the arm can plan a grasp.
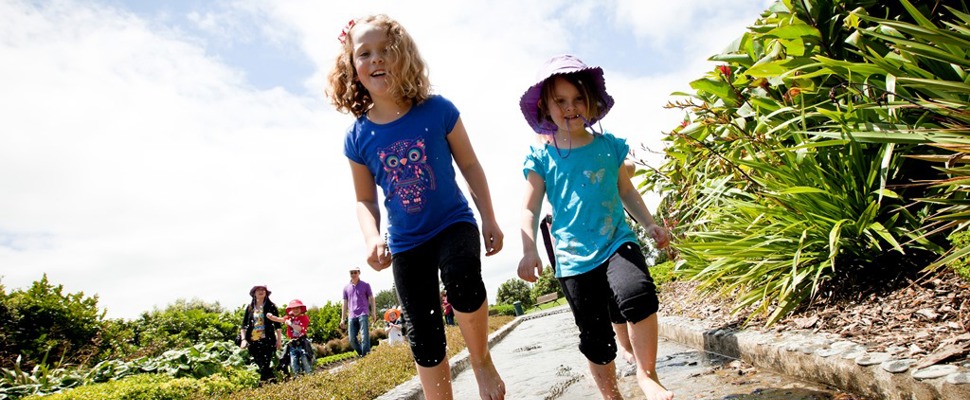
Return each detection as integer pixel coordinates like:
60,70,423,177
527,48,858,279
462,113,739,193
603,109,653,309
374,287,399,312
496,279,532,306
0,274,105,369
531,266,562,300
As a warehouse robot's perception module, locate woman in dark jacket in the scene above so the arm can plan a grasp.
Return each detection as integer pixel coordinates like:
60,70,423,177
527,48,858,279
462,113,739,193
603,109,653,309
239,284,282,382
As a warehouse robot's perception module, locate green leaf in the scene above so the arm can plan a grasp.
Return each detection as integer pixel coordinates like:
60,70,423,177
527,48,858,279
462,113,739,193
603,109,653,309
766,23,822,40
689,78,739,106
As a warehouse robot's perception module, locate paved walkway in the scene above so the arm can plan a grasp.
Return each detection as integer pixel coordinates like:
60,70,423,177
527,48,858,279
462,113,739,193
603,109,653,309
451,307,837,399
379,306,970,399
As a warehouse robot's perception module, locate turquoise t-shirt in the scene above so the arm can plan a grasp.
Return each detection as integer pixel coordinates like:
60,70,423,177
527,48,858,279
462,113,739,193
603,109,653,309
523,133,638,278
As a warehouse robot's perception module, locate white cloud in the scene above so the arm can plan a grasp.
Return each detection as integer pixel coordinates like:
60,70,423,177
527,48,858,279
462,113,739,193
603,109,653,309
1,0,769,319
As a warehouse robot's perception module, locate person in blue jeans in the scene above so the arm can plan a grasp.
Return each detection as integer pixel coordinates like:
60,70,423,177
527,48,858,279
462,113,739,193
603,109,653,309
340,266,375,356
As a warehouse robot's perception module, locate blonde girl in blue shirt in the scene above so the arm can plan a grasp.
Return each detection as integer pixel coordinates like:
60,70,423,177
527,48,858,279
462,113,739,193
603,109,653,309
327,14,505,400
517,55,673,400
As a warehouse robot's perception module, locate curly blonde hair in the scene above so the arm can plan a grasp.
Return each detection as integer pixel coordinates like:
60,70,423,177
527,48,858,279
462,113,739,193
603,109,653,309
326,14,431,118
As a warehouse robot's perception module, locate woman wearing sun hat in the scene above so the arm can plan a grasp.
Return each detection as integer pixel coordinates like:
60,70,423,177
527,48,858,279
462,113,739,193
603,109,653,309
515,54,673,400
239,284,282,383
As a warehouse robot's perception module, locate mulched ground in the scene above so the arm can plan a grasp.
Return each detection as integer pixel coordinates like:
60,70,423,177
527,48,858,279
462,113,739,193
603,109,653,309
658,267,970,369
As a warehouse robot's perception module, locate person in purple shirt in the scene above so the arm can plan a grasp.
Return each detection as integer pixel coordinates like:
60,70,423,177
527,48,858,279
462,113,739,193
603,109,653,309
340,266,376,356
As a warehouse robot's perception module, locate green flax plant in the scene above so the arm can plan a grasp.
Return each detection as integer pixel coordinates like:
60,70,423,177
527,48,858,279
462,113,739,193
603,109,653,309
643,0,968,325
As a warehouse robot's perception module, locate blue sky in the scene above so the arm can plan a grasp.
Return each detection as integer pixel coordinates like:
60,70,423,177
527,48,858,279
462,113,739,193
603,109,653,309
0,0,772,319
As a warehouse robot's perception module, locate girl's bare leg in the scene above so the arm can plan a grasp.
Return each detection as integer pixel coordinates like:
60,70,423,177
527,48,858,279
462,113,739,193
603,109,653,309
417,361,454,400
588,361,623,400
454,300,506,400
613,322,635,364
628,314,674,400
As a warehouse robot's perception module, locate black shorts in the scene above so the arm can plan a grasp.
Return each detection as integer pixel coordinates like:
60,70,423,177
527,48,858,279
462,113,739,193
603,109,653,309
559,242,659,365
392,222,486,367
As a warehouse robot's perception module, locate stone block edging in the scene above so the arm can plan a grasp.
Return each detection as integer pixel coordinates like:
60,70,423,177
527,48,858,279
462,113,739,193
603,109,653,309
659,316,970,400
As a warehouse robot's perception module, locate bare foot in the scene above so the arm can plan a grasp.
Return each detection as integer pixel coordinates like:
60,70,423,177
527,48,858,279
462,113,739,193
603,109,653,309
473,359,506,400
620,347,636,365
637,369,673,400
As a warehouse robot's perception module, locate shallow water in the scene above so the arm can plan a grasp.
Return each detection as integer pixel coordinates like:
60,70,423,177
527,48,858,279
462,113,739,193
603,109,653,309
450,309,850,400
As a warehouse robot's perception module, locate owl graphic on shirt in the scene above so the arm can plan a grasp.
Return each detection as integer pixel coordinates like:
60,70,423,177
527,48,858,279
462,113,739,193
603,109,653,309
379,138,436,213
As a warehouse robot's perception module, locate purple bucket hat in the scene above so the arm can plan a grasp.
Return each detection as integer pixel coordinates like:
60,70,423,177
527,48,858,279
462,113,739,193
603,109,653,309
519,54,615,134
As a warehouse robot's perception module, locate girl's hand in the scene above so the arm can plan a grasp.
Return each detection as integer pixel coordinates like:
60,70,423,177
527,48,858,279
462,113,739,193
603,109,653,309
365,235,392,271
646,224,670,249
481,220,504,256
517,252,543,282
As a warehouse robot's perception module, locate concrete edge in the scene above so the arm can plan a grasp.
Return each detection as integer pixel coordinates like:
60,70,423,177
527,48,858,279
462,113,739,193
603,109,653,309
376,307,570,400
658,316,970,400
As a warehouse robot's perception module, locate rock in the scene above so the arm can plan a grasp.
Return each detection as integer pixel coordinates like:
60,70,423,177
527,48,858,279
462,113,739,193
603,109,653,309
912,364,960,380
815,347,843,358
881,359,914,373
841,347,867,360
856,352,891,366
945,372,970,385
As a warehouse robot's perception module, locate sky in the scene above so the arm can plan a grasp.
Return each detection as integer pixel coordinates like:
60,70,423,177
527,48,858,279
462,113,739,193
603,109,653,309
0,0,773,320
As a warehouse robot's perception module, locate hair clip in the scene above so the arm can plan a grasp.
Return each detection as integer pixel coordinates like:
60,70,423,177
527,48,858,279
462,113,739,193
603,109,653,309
337,19,356,44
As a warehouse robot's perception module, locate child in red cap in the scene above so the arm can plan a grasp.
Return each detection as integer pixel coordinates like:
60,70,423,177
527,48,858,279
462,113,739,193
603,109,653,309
268,299,313,376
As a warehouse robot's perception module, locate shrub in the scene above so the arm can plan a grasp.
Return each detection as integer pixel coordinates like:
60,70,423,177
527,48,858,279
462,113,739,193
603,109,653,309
495,279,531,306
315,351,356,368
489,304,516,317
23,368,258,400
530,267,561,302
650,261,677,288
0,275,104,370
947,231,970,282
220,315,514,400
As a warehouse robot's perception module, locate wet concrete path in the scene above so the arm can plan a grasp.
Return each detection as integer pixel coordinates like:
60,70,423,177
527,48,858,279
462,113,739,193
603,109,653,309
451,307,848,400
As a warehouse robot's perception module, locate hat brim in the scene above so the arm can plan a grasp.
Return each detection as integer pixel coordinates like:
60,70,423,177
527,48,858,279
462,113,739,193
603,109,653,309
249,285,271,297
519,63,614,134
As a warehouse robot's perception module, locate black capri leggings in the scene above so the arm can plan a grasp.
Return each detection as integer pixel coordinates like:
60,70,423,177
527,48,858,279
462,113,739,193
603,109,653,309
392,222,487,367
559,242,659,365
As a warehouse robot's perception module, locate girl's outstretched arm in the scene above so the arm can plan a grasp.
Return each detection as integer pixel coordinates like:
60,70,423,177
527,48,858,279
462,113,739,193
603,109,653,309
265,313,285,323
447,117,504,256
349,160,392,270
518,171,546,282
617,162,669,249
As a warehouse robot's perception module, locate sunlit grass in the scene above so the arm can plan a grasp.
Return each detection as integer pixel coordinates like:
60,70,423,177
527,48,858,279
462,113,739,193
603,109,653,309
214,315,514,399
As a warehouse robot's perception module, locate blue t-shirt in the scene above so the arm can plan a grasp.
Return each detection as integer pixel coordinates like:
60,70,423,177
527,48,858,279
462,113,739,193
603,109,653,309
344,95,477,253
523,133,638,278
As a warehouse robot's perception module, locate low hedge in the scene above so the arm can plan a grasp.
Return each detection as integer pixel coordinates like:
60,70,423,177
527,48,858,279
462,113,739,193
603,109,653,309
24,368,258,400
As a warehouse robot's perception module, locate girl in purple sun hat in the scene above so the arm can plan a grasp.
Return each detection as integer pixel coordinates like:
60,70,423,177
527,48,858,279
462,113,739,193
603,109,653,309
516,54,674,400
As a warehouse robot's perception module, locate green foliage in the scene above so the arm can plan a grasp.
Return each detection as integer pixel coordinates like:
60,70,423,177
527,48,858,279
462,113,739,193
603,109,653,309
130,299,238,358
303,302,342,344
314,351,356,368
488,304,516,317
374,287,399,312
650,261,677,288
3,341,252,400
22,368,257,400
0,275,105,369
495,279,532,306
221,315,513,400
644,0,970,325
947,231,970,282
530,266,562,301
